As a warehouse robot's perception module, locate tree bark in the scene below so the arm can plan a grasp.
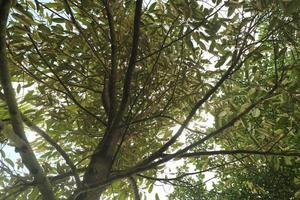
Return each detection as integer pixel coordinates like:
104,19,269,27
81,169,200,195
75,128,121,200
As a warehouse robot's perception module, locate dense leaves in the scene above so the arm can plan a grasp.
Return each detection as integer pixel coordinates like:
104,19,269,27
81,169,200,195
0,0,300,199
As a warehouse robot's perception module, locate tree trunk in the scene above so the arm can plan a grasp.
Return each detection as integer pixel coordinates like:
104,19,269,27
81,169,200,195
75,128,121,200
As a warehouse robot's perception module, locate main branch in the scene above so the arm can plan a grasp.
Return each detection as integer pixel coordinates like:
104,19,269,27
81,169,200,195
114,0,143,125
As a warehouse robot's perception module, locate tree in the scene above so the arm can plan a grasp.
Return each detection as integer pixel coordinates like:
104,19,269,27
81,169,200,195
0,0,300,199
169,155,300,200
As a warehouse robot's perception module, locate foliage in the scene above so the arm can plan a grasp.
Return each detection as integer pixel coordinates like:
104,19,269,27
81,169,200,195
0,0,300,199
170,161,300,200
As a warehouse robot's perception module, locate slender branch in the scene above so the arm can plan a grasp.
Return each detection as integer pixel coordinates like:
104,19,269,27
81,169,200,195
127,177,140,200
69,154,251,199
26,29,106,126
129,15,180,113
49,167,86,184
132,88,279,177
5,44,73,95
146,88,277,171
138,13,268,165
139,48,242,165
62,0,106,69
138,173,195,188
39,2,69,20
137,4,224,62
67,0,109,41
128,114,204,135
137,155,249,183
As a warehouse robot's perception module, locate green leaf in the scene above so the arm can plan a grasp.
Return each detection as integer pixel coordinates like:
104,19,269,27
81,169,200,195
278,47,287,58
155,193,160,200
252,108,260,118
118,192,126,200
274,158,280,171
274,129,284,135
14,4,34,20
52,18,66,23
0,149,5,158
294,190,300,199
28,188,39,199
148,2,157,12
24,90,34,101
16,84,21,94
11,13,34,25
248,88,256,96
294,177,300,186
209,41,216,53
215,52,230,68
226,2,239,17
5,158,14,168
218,110,227,117
185,36,194,51
284,157,293,166
148,183,154,193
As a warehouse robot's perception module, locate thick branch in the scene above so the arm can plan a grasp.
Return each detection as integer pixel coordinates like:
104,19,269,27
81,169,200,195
165,150,300,158
68,91,273,199
137,155,249,182
0,2,55,199
68,19,279,200
114,0,143,125
102,0,117,121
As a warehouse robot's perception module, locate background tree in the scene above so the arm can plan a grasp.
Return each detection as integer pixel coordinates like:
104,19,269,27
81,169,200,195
0,0,300,199
169,156,300,200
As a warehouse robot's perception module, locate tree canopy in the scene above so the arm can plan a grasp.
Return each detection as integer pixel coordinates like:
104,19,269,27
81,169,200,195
0,0,300,199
